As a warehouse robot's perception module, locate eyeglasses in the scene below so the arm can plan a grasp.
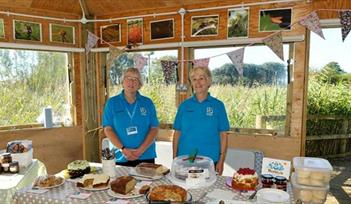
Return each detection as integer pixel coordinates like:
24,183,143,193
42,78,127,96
124,76,140,83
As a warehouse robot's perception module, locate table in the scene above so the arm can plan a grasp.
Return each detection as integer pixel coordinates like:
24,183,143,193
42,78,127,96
13,165,295,204
0,159,47,204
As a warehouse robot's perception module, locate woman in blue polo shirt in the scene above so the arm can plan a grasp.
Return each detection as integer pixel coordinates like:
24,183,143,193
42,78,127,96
102,68,159,166
173,66,230,175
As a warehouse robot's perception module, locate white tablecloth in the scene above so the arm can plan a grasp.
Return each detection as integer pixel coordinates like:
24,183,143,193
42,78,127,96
13,164,295,204
0,159,47,204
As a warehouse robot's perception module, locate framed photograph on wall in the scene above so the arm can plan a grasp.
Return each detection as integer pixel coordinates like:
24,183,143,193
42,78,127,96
259,8,292,32
150,18,174,40
100,24,121,44
13,20,42,42
0,19,4,38
50,23,75,44
191,15,219,37
228,8,249,38
127,18,143,45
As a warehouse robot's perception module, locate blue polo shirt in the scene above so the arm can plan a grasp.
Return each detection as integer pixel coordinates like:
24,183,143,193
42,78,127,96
102,90,159,162
173,94,230,162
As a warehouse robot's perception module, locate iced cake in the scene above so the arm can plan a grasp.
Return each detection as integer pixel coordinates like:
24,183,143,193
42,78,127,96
231,168,258,191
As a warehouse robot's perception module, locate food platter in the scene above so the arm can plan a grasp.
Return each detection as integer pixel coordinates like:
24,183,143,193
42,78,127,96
79,184,110,191
129,168,163,181
33,176,65,189
107,188,143,199
145,191,192,202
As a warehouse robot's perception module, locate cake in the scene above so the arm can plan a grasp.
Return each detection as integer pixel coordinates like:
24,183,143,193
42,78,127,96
171,155,215,181
34,175,64,188
135,162,169,176
148,185,187,202
67,160,90,178
110,176,136,195
231,168,258,191
76,173,110,189
139,185,150,194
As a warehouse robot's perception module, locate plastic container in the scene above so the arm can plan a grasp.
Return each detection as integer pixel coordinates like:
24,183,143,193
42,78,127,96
293,157,332,187
291,173,329,204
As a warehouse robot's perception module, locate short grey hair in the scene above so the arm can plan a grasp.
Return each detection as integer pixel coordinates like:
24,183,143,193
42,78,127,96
121,67,143,86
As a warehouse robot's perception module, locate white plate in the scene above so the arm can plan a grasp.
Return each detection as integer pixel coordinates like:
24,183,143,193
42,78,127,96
256,188,290,203
34,178,65,189
146,191,192,202
79,185,109,191
107,188,143,199
129,168,163,181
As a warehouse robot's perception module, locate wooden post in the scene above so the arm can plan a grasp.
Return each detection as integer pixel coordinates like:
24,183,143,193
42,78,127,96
340,118,349,154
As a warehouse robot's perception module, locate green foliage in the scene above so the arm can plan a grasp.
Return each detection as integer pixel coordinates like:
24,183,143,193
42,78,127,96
228,11,248,37
0,50,69,126
259,14,281,31
212,62,286,86
317,62,346,84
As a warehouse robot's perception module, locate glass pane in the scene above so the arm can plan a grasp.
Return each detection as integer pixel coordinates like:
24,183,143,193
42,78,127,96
195,45,289,133
108,50,178,123
0,49,71,127
307,28,351,156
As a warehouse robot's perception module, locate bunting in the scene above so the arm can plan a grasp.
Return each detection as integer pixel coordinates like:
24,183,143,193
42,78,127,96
263,32,284,61
134,55,148,72
226,48,245,77
340,11,351,42
192,58,210,68
299,11,325,39
85,31,99,54
161,60,178,85
107,47,124,68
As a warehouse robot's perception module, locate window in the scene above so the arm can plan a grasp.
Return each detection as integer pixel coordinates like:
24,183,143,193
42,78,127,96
108,50,178,124
0,49,72,127
194,45,290,134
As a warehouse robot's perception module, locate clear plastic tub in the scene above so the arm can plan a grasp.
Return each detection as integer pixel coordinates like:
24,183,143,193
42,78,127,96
293,157,332,187
291,173,329,204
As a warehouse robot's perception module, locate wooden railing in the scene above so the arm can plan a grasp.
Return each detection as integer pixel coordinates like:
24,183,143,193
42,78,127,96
255,114,351,157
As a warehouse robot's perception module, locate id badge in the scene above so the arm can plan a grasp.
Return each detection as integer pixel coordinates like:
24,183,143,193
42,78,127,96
126,126,138,135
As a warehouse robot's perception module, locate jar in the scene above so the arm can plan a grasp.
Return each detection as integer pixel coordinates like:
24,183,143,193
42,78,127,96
2,163,10,173
9,161,19,173
261,174,274,188
274,176,287,191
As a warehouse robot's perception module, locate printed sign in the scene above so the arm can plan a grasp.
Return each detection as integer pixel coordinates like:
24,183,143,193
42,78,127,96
261,157,291,179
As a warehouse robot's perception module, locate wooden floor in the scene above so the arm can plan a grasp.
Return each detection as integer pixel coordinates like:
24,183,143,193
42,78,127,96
326,156,351,204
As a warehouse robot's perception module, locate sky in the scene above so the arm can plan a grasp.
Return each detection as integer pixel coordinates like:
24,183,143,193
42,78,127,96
152,28,351,73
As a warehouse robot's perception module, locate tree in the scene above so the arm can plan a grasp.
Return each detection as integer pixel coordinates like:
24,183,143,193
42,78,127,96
317,61,345,84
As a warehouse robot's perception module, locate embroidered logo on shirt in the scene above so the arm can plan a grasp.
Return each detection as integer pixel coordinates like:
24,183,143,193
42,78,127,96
206,107,213,116
140,107,147,116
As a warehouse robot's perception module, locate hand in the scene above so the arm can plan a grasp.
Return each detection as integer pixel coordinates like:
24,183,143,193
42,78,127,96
130,148,143,159
215,159,224,175
122,148,138,161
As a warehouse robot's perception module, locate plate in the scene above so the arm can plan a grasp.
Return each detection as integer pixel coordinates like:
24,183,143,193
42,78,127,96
256,188,290,203
145,191,192,202
129,168,163,181
34,178,65,189
107,188,143,199
79,184,110,191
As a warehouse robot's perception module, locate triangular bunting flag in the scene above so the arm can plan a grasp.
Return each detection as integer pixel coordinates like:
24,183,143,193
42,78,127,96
161,60,178,85
226,48,245,77
134,55,148,72
299,11,325,39
85,31,99,54
340,11,351,42
107,47,124,69
263,32,284,61
192,58,210,68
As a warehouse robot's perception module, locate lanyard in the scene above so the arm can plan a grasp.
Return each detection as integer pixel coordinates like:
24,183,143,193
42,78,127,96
125,101,138,122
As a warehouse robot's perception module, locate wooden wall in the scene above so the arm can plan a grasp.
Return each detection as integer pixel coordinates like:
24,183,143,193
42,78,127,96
0,126,83,174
